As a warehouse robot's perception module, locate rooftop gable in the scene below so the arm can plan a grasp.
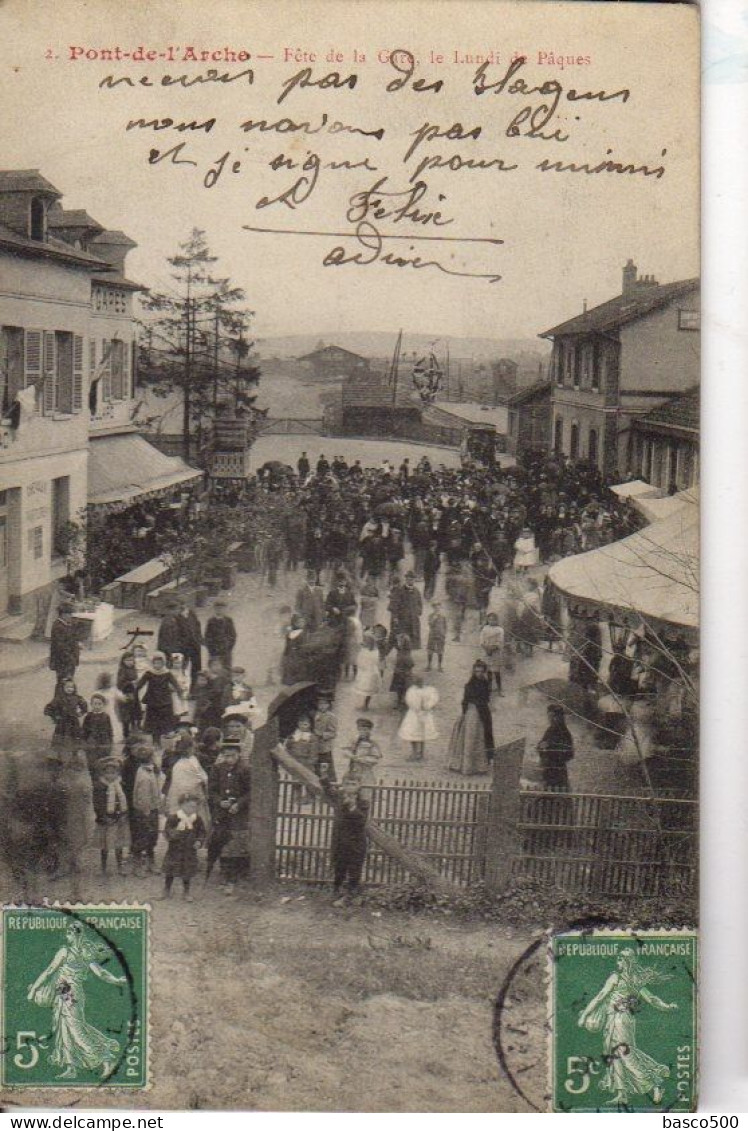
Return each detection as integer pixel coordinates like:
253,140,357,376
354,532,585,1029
637,386,700,433
540,278,700,339
0,221,112,269
0,169,62,196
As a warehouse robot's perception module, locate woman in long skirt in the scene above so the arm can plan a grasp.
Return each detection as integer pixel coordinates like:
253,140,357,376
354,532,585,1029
448,660,494,775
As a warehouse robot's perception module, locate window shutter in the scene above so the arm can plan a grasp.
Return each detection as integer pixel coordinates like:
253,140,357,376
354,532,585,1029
101,340,112,402
24,329,42,389
111,341,123,400
89,338,97,376
124,341,132,398
72,335,83,411
43,331,56,415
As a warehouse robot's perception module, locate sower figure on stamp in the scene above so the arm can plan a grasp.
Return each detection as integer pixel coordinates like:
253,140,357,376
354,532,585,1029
320,768,369,905
26,921,126,1081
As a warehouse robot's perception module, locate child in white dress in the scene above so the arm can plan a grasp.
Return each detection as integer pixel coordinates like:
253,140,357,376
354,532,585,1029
398,677,439,761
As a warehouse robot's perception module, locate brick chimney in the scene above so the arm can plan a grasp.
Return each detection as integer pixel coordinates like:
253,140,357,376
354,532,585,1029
622,259,637,295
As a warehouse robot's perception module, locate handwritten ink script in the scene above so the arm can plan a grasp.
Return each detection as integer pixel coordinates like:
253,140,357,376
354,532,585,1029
93,48,669,285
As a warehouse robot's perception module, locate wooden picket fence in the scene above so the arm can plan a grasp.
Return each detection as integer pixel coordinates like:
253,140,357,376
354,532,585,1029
276,774,490,887
275,773,698,897
514,789,697,897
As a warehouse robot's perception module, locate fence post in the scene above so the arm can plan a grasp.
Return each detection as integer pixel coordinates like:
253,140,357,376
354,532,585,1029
248,716,280,887
483,738,525,894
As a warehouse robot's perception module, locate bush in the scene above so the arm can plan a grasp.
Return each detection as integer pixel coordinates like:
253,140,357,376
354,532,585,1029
360,875,696,932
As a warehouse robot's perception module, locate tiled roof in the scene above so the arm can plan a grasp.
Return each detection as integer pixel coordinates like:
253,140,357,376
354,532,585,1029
0,169,62,196
541,278,700,338
91,229,137,248
508,380,553,405
342,375,416,409
49,208,104,232
0,222,111,268
91,275,146,292
636,387,700,434
299,344,368,362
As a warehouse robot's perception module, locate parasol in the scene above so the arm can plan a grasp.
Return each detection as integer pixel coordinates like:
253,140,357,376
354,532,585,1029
267,681,319,739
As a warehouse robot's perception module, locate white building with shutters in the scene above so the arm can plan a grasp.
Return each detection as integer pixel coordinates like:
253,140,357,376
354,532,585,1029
0,170,140,618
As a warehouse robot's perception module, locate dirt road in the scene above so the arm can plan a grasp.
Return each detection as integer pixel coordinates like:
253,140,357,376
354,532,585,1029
0,885,544,1112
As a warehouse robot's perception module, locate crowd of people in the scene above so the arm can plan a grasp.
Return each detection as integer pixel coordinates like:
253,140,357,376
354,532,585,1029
14,445,691,902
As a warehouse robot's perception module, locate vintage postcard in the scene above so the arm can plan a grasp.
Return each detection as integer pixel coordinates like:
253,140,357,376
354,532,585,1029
0,0,699,1113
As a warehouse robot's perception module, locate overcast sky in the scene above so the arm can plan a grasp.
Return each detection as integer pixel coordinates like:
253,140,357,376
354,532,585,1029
1,0,699,344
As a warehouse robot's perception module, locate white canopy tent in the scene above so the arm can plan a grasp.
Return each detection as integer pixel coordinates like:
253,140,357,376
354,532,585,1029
610,479,665,501
548,491,699,642
633,487,698,525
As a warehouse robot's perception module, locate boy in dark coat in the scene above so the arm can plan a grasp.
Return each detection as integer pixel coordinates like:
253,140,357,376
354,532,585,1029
81,692,114,771
49,603,80,683
207,739,252,894
176,601,203,685
321,771,369,903
156,605,182,662
204,600,237,668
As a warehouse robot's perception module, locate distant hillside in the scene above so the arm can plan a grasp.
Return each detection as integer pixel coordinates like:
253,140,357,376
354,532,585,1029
255,331,548,363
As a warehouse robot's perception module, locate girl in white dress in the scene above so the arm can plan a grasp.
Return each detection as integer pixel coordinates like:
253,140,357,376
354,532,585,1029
353,634,383,709
398,677,439,761
514,527,539,573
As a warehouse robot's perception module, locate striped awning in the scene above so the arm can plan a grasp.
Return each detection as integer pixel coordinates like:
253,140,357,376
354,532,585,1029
88,433,202,507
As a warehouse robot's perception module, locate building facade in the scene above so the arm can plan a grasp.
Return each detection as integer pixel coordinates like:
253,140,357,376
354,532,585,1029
298,344,370,380
506,380,552,458
0,170,140,618
630,387,699,491
542,261,700,480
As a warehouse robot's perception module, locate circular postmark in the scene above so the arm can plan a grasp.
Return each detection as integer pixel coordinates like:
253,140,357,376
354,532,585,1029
492,916,633,1112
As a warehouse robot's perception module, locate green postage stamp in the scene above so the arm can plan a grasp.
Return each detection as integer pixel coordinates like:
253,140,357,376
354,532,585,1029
550,929,698,1113
1,906,149,1089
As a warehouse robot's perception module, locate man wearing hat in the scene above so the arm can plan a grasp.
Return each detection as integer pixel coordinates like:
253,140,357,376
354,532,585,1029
157,602,182,664
205,599,237,669
295,569,325,632
391,571,423,650
324,570,356,627
49,601,80,684
207,725,253,894
176,600,203,686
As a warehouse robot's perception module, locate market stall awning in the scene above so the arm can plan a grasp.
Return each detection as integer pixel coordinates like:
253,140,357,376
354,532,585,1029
610,479,665,501
88,434,203,507
548,492,698,640
634,487,698,525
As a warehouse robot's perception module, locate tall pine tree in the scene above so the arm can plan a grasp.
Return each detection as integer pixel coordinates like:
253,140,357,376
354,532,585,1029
137,229,261,462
